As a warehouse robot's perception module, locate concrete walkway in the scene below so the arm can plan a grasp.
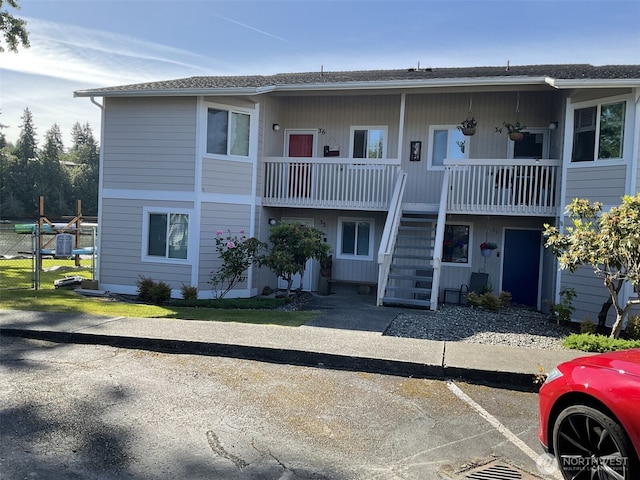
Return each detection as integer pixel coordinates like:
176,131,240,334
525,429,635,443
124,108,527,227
0,292,589,391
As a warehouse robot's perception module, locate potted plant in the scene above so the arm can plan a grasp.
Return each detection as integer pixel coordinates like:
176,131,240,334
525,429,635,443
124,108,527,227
457,116,477,136
480,242,498,257
502,121,526,141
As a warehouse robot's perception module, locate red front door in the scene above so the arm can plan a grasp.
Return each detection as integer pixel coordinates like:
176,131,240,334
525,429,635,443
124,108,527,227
288,133,314,198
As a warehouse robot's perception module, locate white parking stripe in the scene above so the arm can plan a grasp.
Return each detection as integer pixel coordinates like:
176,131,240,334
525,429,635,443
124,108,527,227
446,381,541,462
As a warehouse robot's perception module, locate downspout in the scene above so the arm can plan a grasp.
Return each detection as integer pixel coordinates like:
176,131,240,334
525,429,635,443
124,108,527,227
90,96,103,110
555,96,574,308
397,93,406,161
620,89,640,313
88,96,104,284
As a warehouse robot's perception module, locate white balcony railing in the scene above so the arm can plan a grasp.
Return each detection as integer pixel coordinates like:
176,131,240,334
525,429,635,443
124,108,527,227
263,157,401,210
444,159,561,216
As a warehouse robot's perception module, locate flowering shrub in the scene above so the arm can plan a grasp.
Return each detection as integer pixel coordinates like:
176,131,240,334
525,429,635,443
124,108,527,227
208,229,265,299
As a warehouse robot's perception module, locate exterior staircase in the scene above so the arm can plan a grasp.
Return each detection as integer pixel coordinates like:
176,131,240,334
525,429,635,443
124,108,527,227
381,211,438,308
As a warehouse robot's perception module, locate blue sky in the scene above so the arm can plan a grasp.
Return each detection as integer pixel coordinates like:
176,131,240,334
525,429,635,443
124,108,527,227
1,0,639,146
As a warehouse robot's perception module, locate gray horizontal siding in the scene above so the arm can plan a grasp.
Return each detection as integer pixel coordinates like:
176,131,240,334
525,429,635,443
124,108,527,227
560,268,613,325
202,159,254,195
198,202,253,292
99,198,193,291
564,165,628,206
102,97,197,192
402,91,560,205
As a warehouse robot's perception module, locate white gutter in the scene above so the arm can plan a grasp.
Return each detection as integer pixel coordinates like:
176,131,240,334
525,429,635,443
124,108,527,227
74,87,264,98
74,76,556,98
545,77,640,89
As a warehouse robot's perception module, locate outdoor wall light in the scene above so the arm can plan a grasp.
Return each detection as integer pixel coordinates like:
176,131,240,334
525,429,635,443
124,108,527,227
272,123,280,131
268,218,278,226
548,121,558,130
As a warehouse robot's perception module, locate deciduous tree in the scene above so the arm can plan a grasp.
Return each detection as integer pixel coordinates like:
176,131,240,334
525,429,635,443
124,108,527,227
544,195,640,338
0,0,29,53
262,222,331,298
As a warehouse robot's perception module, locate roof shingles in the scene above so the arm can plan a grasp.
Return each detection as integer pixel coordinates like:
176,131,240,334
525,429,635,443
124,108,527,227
76,64,640,96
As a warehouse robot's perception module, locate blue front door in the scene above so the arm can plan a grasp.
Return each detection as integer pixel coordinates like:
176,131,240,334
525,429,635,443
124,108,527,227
502,229,541,307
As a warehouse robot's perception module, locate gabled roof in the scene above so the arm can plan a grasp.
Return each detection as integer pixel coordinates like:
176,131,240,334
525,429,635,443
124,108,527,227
74,64,640,98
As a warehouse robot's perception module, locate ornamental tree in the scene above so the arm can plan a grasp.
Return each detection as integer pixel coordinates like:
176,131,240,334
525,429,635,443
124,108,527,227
261,222,331,298
209,229,266,299
544,195,640,338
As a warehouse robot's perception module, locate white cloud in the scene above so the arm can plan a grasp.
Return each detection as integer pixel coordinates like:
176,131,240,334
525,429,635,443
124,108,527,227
3,18,218,86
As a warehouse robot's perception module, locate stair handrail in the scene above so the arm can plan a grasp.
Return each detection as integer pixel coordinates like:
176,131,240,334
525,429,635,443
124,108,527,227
430,167,450,310
376,170,407,305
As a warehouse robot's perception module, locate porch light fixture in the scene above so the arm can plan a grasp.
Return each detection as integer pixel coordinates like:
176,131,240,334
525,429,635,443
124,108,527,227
268,218,278,226
272,123,280,131
548,121,558,130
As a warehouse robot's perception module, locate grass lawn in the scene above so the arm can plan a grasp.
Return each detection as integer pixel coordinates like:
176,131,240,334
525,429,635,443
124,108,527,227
0,257,95,289
0,289,318,327
0,258,319,326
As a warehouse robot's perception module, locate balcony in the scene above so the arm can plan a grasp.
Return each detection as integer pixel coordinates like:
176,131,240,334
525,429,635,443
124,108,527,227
263,157,401,210
445,159,561,216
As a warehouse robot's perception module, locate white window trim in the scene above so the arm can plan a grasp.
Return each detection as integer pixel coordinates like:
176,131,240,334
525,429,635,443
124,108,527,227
507,127,550,159
141,207,193,264
202,101,255,160
442,222,473,267
349,125,388,159
427,125,470,170
567,94,632,167
337,216,375,261
284,129,318,157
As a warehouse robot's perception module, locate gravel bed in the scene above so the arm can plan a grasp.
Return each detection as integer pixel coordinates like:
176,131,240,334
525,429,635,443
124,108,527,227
383,304,575,350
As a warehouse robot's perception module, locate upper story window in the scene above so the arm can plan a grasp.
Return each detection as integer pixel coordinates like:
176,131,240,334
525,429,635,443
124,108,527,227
350,126,387,159
206,108,250,156
337,217,374,260
428,126,468,169
509,129,549,159
143,209,190,262
572,101,626,162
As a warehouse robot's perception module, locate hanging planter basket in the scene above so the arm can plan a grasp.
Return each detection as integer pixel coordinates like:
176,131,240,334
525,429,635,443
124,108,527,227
480,242,497,257
509,132,524,141
458,114,477,137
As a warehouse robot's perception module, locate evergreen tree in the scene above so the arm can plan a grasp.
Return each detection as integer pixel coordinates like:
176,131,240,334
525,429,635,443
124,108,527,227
68,122,99,215
36,124,72,216
12,107,38,215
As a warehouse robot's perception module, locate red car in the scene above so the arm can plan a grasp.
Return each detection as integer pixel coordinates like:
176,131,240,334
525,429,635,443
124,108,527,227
538,348,640,479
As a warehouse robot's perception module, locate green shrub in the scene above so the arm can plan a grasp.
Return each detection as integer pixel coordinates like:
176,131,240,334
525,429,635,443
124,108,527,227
136,276,155,302
465,291,481,307
580,317,596,334
550,287,577,324
465,290,510,312
136,276,172,305
181,284,198,301
625,315,640,340
172,297,289,309
498,291,512,308
563,333,640,352
480,292,501,312
149,281,172,305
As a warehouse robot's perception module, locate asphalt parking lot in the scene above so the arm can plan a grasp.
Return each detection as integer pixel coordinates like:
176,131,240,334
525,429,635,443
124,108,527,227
1,337,554,479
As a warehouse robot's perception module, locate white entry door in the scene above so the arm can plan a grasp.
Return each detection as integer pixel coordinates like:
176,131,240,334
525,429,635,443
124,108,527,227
277,217,314,291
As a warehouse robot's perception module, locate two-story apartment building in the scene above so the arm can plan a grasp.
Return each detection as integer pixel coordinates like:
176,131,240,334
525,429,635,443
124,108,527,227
75,64,640,325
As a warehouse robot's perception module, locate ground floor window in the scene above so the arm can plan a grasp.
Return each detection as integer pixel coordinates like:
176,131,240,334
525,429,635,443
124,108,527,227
337,217,374,260
143,209,190,261
442,224,469,264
